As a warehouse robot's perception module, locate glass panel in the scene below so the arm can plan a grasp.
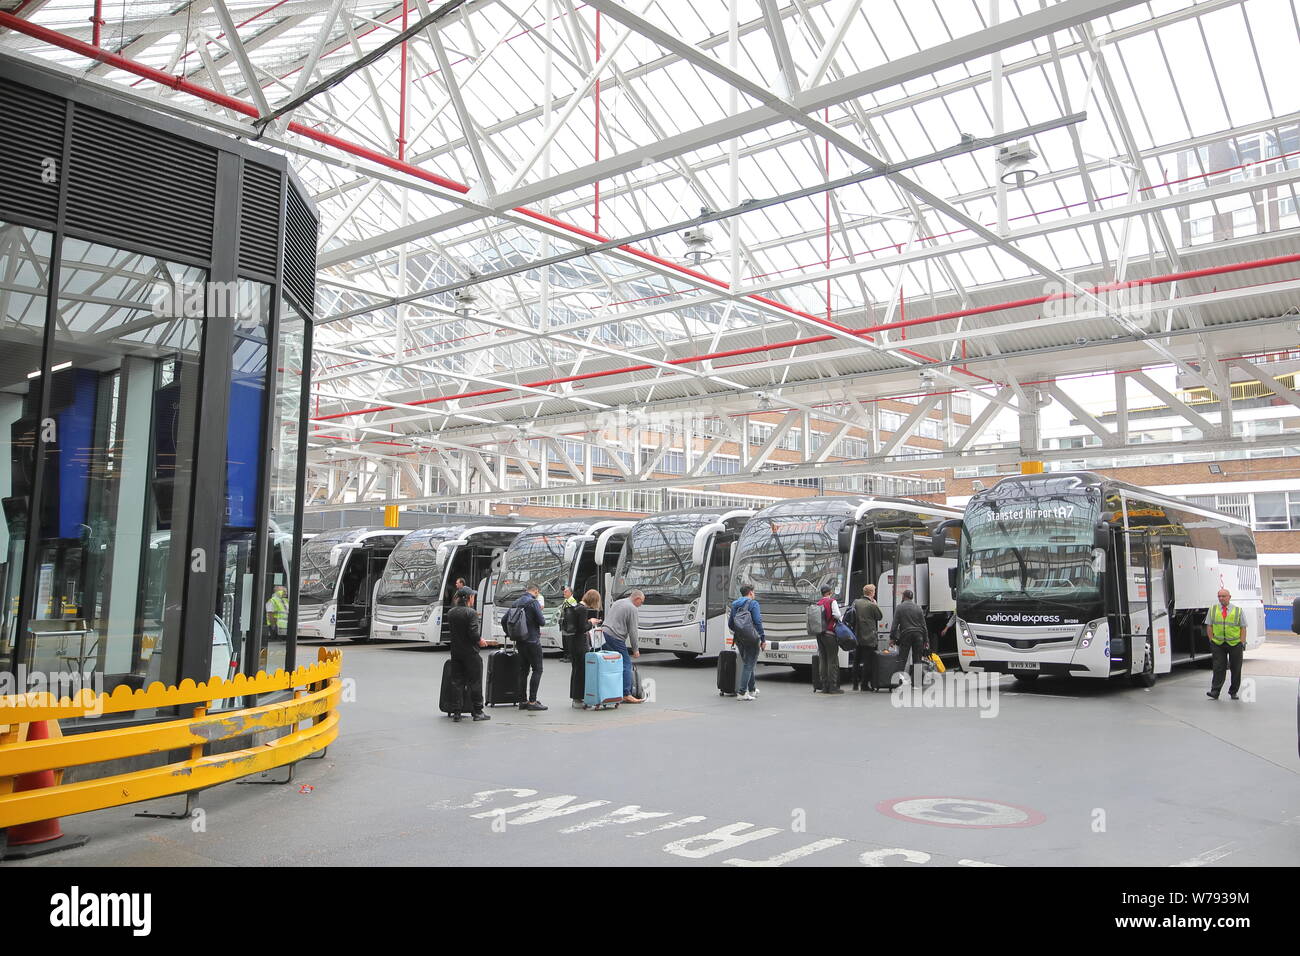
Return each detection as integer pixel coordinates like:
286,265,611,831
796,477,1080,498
263,298,304,675
0,222,52,679
31,238,204,711
216,280,270,694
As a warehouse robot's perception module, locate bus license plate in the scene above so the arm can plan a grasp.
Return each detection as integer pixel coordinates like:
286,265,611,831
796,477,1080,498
1007,661,1039,671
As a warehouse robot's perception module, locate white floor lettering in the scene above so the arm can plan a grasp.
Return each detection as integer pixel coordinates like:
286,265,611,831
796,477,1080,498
560,805,673,833
859,847,931,866
724,838,846,867
629,815,707,836
470,794,610,826
663,822,784,859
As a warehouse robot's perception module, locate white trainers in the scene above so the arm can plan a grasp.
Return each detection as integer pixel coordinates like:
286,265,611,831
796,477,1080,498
742,692,756,701
750,687,760,697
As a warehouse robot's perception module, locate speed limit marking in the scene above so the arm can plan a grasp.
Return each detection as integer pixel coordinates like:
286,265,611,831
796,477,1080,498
878,797,1046,829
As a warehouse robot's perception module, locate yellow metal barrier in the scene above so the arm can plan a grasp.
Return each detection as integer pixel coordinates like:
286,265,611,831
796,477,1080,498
0,648,342,830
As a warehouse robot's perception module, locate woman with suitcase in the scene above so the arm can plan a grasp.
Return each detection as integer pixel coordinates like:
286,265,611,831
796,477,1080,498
569,590,603,706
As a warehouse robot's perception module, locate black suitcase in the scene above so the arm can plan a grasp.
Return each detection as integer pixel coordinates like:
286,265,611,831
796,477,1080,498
716,646,742,696
631,662,644,700
867,646,906,692
486,646,524,706
440,658,465,715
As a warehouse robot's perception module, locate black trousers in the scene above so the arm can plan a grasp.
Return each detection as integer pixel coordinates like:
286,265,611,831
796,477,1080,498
1209,641,1243,697
895,632,928,686
816,632,840,690
568,633,586,701
850,638,874,687
518,640,544,701
450,649,484,713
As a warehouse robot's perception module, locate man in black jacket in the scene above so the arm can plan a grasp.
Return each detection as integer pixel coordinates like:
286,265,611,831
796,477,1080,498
513,584,548,711
889,589,930,688
446,587,489,722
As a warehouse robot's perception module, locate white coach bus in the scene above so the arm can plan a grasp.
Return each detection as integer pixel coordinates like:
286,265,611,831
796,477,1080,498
488,517,634,650
935,472,1263,686
296,527,409,641
610,507,754,661
729,496,962,672
370,520,531,643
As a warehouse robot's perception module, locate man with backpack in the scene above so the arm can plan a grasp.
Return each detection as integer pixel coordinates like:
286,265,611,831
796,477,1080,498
505,583,548,711
889,589,930,687
812,584,844,694
849,584,884,691
727,585,766,701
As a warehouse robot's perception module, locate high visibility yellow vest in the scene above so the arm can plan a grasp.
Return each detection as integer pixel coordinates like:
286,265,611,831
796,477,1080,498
266,594,289,629
1209,604,1243,645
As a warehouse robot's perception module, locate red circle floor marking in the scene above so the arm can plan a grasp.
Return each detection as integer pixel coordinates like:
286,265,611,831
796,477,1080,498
877,796,1046,829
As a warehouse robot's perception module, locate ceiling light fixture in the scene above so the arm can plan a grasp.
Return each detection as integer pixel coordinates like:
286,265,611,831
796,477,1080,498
996,141,1041,187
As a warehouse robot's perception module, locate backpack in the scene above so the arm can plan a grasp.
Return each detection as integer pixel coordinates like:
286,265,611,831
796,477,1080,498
559,602,579,635
805,603,825,637
730,600,760,650
842,604,858,631
502,603,530,641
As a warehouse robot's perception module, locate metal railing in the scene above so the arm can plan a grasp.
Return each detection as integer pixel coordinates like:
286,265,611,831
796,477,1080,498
0,649,342,830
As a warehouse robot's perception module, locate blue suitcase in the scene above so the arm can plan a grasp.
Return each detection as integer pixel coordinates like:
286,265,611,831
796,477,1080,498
583,651,623,709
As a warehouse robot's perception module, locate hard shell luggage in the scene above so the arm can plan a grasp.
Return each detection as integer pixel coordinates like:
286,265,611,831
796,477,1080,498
440,658,465,715
716,646,743,696
583,650,623,709
486,645,524,706
867,646,906,692
631,662,644,700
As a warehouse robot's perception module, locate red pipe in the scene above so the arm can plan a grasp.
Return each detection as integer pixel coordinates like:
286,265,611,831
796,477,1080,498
91,0,103,48
312,254,1300,421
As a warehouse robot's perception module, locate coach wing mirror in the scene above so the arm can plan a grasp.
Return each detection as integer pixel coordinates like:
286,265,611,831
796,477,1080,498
1093,522,1112,550
837,523,856,554
931,518,963,558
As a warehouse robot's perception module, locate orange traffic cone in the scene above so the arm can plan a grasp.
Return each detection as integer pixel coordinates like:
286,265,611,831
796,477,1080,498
3,720,88,860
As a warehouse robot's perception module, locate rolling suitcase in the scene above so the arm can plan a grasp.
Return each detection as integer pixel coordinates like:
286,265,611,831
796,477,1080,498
716,646,742,696
440,658,465,715
867,646,906,692
631,662,644,700
486,645,524,707
583,650,623,709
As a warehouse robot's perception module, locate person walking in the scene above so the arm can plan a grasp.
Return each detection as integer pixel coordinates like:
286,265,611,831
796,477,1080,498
889,589,929,687
727,585,766,701
815,584,844,694
559,586,579,663
569,589,603,706
1206,587,1247,700
445,587,489,722
849,584,883,690
512,583,548,711
601,589,645,704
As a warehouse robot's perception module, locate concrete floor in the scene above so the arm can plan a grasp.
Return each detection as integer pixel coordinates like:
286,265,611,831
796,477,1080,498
11,636,1300,868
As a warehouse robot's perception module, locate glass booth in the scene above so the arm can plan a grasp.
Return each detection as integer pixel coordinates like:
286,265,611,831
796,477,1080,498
0,61,317,721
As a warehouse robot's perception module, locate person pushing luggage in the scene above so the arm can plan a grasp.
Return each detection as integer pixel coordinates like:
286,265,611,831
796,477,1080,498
727,585,766,701
446,587,489,722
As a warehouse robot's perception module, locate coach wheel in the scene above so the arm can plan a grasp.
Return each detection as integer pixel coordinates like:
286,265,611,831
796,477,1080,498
1131,633,1157,688
673,651,700,662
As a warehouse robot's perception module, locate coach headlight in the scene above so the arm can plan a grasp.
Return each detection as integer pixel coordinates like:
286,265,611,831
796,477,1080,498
1078,619,1101,649
958,619,975,646
688,600,700,620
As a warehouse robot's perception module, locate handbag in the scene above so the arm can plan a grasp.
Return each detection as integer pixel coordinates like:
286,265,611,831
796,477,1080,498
586,626,606,650
928,653,946,674
834,621,856,652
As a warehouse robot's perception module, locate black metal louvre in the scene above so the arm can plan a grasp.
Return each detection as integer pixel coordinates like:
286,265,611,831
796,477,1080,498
283,184,317,312
65,104,218,263
0,77,65,226
239,161,281,278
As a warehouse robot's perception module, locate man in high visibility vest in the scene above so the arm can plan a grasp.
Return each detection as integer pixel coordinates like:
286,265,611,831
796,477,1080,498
265,585,289,641
1205,588,1246,700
